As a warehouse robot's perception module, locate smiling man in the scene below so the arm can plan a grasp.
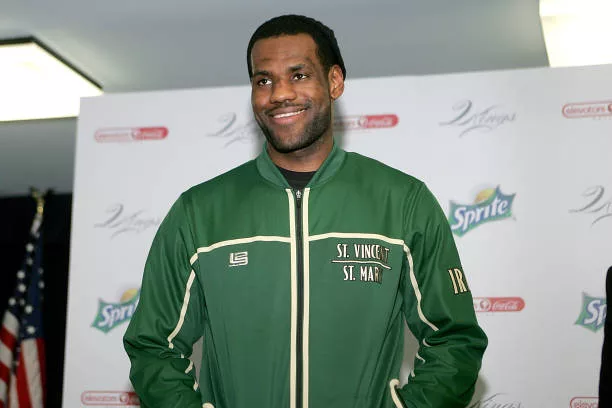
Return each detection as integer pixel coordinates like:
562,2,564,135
124,15,487,408
249,30,343,172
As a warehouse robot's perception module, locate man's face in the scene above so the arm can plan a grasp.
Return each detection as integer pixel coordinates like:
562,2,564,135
250,34,342,154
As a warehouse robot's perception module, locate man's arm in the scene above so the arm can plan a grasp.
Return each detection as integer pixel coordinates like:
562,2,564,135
599,266,612,404
397,184,487,408
123,195,205,408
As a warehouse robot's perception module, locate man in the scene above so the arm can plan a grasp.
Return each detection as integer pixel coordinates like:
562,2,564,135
124,14,487,408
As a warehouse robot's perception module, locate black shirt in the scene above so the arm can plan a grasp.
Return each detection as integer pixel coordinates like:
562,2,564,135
277,166,316,191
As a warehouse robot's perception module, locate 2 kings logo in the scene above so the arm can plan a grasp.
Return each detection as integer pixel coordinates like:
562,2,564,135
95,204,162,239
570,185,612,227
92,288,140,334
440,100,517,137
448,186,516,237
468,393,523,408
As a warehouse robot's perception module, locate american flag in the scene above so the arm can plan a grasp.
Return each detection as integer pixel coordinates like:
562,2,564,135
0,211,46,408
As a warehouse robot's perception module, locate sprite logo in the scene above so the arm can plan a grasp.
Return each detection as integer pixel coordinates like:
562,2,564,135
449,186,515,236
92,288,140,333
575,292,607,332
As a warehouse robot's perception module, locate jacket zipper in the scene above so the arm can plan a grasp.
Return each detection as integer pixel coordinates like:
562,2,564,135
294,188,304,408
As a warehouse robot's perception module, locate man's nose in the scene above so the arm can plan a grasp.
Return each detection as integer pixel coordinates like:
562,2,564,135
270,79,297,104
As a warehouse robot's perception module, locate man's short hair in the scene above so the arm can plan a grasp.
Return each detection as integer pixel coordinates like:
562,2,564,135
247,14,347,80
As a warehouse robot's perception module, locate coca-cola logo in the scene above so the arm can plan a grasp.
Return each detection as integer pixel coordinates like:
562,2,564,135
81,391,140,406
473,297,525,312
95,127,169,143
334,114,399,131
562,101,612,119
570,397,598,408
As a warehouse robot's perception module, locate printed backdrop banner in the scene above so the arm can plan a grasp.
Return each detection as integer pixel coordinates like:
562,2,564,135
65,65,612,408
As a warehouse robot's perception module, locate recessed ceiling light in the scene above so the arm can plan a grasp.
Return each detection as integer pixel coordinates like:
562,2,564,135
0,37,103,122
540,0,612,67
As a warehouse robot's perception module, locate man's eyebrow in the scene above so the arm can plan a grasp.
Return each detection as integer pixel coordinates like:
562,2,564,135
288,64,306,72
291,58,316,71
252,70,271,77
252,60,314,77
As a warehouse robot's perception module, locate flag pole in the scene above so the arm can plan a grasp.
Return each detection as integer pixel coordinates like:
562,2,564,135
31,189,45,217
29,188,46,236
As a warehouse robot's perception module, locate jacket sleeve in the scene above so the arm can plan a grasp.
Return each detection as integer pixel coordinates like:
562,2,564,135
396,183,487,408
123,194,205,408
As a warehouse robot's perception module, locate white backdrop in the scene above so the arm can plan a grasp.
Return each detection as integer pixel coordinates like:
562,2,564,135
64,64,612,408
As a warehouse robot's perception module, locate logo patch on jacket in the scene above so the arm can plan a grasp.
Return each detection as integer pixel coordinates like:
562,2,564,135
229,251,249,267
332,243,391,284
448,268,469,295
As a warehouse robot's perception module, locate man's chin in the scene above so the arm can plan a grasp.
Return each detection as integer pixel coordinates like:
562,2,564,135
264,131,308,154
267,141,308,155
262,123,328,155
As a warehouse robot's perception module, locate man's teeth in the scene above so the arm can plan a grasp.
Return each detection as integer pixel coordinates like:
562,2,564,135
274,109,305,118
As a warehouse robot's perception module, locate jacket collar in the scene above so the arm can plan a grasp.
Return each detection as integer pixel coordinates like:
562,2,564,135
256,141,346,189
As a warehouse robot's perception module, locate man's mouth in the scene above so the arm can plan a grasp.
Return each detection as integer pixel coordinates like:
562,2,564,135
272,109,306,119
267,108,307,125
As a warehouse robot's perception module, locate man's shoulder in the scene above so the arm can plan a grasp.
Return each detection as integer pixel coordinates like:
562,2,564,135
344,151,423,187
182,159,258,200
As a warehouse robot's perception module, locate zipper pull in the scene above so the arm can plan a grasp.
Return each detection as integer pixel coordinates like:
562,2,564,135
295,189,303,208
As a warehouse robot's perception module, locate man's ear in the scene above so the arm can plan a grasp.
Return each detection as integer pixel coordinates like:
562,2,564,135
328,65,345,101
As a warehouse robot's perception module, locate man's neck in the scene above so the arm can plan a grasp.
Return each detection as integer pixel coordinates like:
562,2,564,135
276,166,316,190
267,134,333,172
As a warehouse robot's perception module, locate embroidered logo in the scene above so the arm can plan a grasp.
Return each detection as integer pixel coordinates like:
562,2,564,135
448,268,469,295
332,242,391,284
229,251,248,267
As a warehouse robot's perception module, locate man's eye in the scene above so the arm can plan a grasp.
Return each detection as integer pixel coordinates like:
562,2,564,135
293,73,308,80
256,78,271,86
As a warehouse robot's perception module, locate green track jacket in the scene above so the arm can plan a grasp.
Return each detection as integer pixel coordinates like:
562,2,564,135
124,144,487,408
